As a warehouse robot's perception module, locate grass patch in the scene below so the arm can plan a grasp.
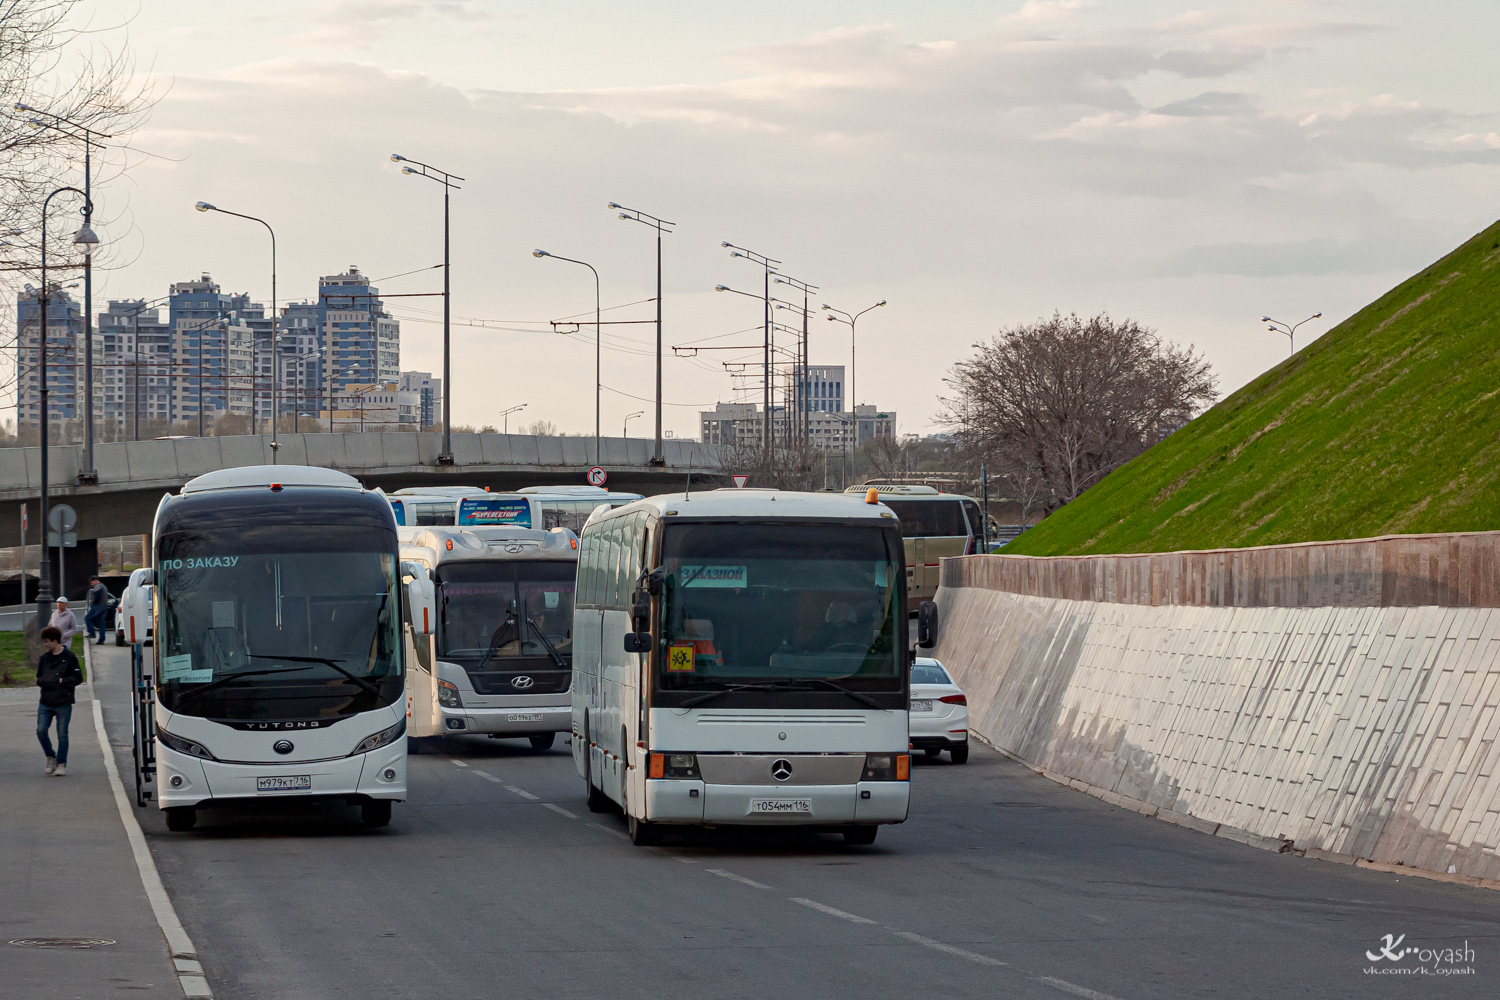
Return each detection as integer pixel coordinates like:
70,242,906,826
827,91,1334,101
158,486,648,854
0,631,88,687
1006,220,1500,555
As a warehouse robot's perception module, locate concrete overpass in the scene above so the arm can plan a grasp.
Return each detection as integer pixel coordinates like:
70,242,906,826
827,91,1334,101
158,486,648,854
0,431,720,544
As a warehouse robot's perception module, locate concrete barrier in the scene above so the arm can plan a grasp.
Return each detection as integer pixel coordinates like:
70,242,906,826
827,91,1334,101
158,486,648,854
931,531,1500,884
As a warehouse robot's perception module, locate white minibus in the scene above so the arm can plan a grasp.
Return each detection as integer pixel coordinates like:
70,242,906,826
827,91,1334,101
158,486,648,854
121,466,435,832
573,488,935,846
400,526,578,750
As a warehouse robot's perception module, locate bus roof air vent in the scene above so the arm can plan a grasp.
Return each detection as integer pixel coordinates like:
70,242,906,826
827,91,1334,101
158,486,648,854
844,483,940,496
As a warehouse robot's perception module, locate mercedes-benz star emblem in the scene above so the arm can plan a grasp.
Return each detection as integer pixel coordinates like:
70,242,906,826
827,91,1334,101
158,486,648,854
771,758,793,781
273,740,294,755
511,675,535,690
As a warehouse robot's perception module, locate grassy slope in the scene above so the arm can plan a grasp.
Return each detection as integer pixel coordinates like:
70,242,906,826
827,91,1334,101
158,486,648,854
1006,220,1500,556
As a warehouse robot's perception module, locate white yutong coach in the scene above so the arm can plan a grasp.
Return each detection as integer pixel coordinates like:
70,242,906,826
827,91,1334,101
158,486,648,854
572,488,938,846
121,466,434,832
399,525,579,750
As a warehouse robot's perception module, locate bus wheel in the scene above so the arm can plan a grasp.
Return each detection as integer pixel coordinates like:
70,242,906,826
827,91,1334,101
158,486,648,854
842,826,878,846
629,815,662,846
165,807,196,832
586,775,613,813
528,733,556,752
361,800,393,828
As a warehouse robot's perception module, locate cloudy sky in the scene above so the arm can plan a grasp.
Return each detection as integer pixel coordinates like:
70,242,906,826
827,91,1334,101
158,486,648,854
74,0,1500,437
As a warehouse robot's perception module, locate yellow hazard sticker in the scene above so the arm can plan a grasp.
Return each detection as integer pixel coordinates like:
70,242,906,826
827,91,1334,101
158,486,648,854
667,643,696,672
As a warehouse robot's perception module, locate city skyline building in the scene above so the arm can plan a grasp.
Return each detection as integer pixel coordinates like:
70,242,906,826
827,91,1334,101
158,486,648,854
399,370,441,428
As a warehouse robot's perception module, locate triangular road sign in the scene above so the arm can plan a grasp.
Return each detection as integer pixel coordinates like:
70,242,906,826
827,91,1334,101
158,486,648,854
732,475,748,488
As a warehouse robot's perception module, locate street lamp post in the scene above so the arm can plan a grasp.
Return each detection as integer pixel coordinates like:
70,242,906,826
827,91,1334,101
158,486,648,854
194,201,279,461
609,203,675,466
1261,312,1322,357
499,402,527,434
773,274,818,451
391,154,463,464
623,410,644,438
533,250,602,465
35,185,95,623
722,243,780,455
822,299,886,448
19,104,111,483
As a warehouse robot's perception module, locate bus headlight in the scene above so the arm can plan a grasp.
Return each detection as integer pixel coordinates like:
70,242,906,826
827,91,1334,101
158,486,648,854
861,753,910,781
648,752,699,779
157,728,217,761
436,679,463,709
350,718,406,756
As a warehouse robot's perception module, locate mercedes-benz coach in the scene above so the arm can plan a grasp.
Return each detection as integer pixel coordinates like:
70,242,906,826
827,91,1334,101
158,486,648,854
121,466,433,832
573,488,929,846
399,525,578,750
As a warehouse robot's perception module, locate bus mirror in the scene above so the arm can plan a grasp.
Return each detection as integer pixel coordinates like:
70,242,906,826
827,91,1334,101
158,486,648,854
623,632,650,654
917,601,939,648
406,573,436,636
643,567,666,596
631,590,651,621
121,584,147,646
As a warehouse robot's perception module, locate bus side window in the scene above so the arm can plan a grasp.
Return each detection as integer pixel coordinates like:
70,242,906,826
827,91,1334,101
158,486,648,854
607,519,628,610
580,526,601,607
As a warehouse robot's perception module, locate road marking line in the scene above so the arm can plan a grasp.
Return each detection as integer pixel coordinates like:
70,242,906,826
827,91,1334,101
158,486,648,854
449,759,469,768
706,868,772,889
504,785,539,801
674,857,700,864
790,897,878,924
544,803,578,819
587,822,629,840
85,646,210,996
892,931,1007,966
472,770,503,783
1037,977,1123,1000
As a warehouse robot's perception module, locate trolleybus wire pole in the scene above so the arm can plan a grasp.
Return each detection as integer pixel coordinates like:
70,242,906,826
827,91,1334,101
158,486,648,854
533,249,602,466
609,203,675,467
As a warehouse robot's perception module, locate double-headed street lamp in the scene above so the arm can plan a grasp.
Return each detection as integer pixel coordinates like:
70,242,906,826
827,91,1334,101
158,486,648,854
533,249,602,465
19,103,109,483
721,243,780,453
194,201,280,460
623,410,644,438
35,185,96,623
773,274,817,451
609,203,674,466
823,299,886,444
391,154,463,464
1261,312,1322,357
499,402,527,434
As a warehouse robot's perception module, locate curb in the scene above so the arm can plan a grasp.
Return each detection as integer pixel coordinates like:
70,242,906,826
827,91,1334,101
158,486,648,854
979,735,1496,892
84,642,214,998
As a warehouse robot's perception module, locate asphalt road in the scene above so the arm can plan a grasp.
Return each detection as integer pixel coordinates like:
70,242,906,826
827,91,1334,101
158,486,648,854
90,642,1500,999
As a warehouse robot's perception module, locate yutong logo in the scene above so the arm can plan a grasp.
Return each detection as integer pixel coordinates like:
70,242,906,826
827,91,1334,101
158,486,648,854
1364,934,1475,976
511,675,535,690
231,720,329,730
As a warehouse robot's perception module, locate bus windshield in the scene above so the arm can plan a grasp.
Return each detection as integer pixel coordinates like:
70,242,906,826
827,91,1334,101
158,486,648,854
437,561,575,664
657,523,902,690
881,499,968,538
156,529,401,721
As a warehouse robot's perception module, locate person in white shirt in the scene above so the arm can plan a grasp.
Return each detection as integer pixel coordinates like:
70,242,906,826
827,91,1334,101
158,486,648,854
48,598,79,648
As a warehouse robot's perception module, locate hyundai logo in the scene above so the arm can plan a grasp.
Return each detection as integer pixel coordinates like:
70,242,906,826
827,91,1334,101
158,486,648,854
273,740,294,755
511,675,535,690
771,758,793,781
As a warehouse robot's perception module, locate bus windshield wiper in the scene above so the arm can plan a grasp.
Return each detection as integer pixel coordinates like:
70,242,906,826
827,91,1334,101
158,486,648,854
248,654,380,696
477,612,518,672
680,682,790,708
524,618,565,668
170,666,315,703
783,677,884,710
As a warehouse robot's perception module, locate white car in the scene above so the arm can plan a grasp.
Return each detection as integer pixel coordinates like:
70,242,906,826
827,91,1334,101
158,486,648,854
909,657,968,763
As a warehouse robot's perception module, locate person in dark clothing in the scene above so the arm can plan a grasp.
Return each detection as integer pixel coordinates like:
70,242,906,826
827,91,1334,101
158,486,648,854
85,575,110,644
36,625,83,776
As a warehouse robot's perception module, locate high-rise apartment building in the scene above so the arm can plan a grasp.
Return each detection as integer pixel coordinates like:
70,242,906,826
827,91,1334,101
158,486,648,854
399,370,441,427
98,298,172,432
320,268,400,406
15,284,92,428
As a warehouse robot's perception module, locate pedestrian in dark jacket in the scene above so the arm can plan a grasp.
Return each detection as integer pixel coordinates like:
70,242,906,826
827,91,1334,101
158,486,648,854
85,575,110,644
36,625,83,776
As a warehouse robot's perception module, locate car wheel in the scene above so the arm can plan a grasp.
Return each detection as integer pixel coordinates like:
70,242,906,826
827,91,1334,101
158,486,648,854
950,744,969,764
165,807,196,832
529,733,556,752
842,826,878,846
361,800,393,828
629,815,662,846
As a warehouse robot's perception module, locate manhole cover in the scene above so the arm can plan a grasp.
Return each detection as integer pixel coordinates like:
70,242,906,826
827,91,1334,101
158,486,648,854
9,938,116,949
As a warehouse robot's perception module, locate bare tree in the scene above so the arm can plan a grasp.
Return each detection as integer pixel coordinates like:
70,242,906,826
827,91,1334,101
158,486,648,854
1,1,155,417
710,434,830,492
941,312,1217,519
521,419,558,437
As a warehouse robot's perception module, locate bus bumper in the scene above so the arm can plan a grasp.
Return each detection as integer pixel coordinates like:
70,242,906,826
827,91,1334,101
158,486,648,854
439,705,571,737
155,743,406,809
644,780,909,826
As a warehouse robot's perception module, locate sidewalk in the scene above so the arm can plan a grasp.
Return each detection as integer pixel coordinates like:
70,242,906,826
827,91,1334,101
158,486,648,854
0,651,184,998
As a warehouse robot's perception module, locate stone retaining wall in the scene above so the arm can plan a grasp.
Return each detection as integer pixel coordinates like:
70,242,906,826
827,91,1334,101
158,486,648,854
931,534,1500,883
